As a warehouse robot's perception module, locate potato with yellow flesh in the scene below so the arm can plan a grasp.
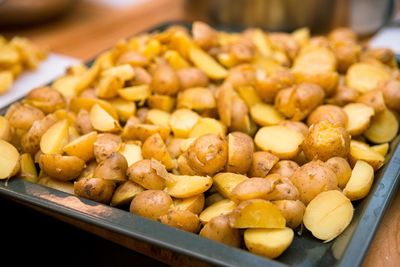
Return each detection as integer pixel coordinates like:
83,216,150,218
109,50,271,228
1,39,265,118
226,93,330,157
130,190,173,220
169,109,199,138
159,209,200,233
199,199,237,224
142,133,175,170
255,69,295,103
291,160,338,204
109,98,136,122
231,178,275,202
69,97,118,119
164,50,190,69
186,134,228,175
213,172,248,199
110,181,144,207
364,109,399,144
177,87,216,110
279,121,309,137
177,154,198,175
325,157,352,189
166,174,213,198
24,86,66,114
189,46,228,79
0,140,20,179
89,104,120,132
272,200,305,229
19,153,37,183
189,118,227,138
371,143,389,157
302,121,350,161
117,85,151,101
349,141,385,171
38,177,74,195
95,75,123,99
226,132,254,174
0,115,11,141
343,103,375,136
122,123,170,142
40,119,69,154
346,63,390,93
63,131,97,162
93,133,122,162
307,105,348,127
244,227,294,259
381,80,400,112
250,102,284,126
248,151,279,178
146,109,171,128
343,160,374,201
93,152,128,182
102,64,135,81
255,125,304,159
229,199,286,229
119,143,142,167
303,190,353,241
236,85,262,108
39,154,85,181
264,174,299,201
127,159,167,190
199,215,241,247
356,90,386,114
148,94,175,112
173,194,205,215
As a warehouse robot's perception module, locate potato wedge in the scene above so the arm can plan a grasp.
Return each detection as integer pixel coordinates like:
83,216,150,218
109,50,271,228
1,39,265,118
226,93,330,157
189,46,228,79
199,215,241,247
213,172,248,199
0,140,20,179
177,87,216,110
248,151,279,178
130,190,172,220
127,159,168,190
169,109,200,138
39,154,85,181
122,123,170,142
40,120,69,154
189,118,226,138
19,153,38,183
250,102,284,126
69,97,118,119
89,104,121,132
199,199,237,224
38,177,74,195
166,174,213,198
229,199,286,229
364,109,399,144
63,131,97,162
93,152,128,182
109,98,136,122
272,200,305,229
303,190,353,241
343,103,375,136
244,227,294,259
356,90,386,114
142,133,175,170
349,140,385,171
255,125,304,159
326,157,352,189
371,143,389,157
118,143,143,167
148,94,176,112
146,109,171,128
110,180,144,207
173,194,205,215
343,160,374,201
117,85,150,101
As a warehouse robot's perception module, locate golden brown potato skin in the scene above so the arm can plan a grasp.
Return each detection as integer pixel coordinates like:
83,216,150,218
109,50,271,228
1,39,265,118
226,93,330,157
25,86,66,114
255,70,295,103
264,174,299,201
199,215,241,247
93,152,128,182
325,157,352,189
177,67,209,90
226,132,254,174
127,159,166,190
279,121,309,137
74,178,116,204
192,21,217,49
381,80,400,112
93,133,122,162
6,103,45,130
130,190,173,221
76,109,94,134
159,209,200,233
248,151,279,178
272,200,305,229
270,160,299,178
290,160,338,204
187,134,228,176
327,85,360,106
151,64,180,96
275,83,325,121
225,64,256,89
39,154,85,181
302,121,351,161
231,177,275,201
307,105,348,127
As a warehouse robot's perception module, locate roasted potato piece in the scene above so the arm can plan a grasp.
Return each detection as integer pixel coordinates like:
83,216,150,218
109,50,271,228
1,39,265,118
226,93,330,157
40,120,69,155
109,98,136,122
192,21,217,49
6,103,44,130
173,194,205,215
272,200,305,229
118,85,151,102
39,154,85,181
118,143,143,167
199,199,237,224
177,67,209,90
122,123,170,142
231,177,275,202
248,151,279,178
110,181,144,207
307,105,348,127
381,80,400,112
0,140,20,179
189,118,227,138
244,227,294,259
349,141,385,171
159,209,200,233
177,87,216,110
226,132,254,174
166,174,213,198
362,48,397,68
93,152,128,182
89,104,120,133
275,83,325,121
364,109,399,144
151,64,180,96
199,215,241,247
255,125,304,159
93,133,122,162
264,174,299,201
346,63,390,93
169,108,199,138
330,41,360,73
127,159,167,190
343,160,374,201
213,172,248,199
0,115,11,141
75,109,94,134
371,143,389,157
302,121,351,161
19,153,38,183
142,133,175,169
63,131,97,162
291,160,338,204
130,189,173,220
147,94,175,112
24,86,65,114
327,85,360,106
189,46,227,80
250,102,284,126
356,90,386,114
326,157,352,189
270,160,299,178
255,69,295,103
74,177,115,204
343,103,375,136
303,190,353,241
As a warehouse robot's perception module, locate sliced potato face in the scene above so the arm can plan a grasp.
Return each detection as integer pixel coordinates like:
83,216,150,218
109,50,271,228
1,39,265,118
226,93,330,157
213,172,248,199
189,46,228,79
255,125,304,159
40,119,69,154
89,104,121,132
349,140,385,171
343,103,374,136
173,194,205,215
146,109,171,128
199,199,237,224
117,85,150,102
177,88,216,110
189,118,226,138
303,190,353,241
244,227,294,259
343,160,374,201
69,97,118,119
0,140,20,179
231,178,275,202
0,115,11,141
169,109,200,138
364,109,399,144
371,143,389,157
118,143,143,167
110,181,144,207
166,174,213,198
63,131,97,162
19,153,38,183
346,63,390,93
250,102,284,126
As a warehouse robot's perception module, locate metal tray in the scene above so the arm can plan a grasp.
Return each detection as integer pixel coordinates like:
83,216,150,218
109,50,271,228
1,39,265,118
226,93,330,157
1,22,400,267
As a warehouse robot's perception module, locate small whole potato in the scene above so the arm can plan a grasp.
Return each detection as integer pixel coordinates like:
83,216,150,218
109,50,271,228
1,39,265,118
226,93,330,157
248,151,279,178
187,134,228,176
93,152,128,182
93,133,122,162
272,200,305,229
159,209,200,233
291,160,338,204
226,132,254,174
269,160,299,178
302,121,351,161
74,178,116,204
127,159,167,190
307,105,348,127
39,154,85,181
130,190,173,221
177,67,209,90
25,86,66,114
199,215,241,247
6,103,45,130
151,64,180,96
325,157,352,189
381,80,400,112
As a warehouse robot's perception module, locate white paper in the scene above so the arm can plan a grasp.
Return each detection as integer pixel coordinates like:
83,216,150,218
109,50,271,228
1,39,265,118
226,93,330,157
0,53,80,109
369,27,400,54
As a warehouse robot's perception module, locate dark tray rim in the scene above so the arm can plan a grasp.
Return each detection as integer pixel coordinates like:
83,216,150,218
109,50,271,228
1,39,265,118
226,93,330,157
1,20,400,267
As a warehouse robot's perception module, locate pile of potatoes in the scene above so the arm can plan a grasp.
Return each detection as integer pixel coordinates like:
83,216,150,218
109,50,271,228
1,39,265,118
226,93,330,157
0,36,47,94
0,22,399,260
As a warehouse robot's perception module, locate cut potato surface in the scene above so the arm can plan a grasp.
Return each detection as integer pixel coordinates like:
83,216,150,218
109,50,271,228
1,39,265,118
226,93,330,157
213,172,248,199
349,141,385,171
167,174,213,198
169,109,199,138
40,119,69,154
63,131,97,162
255,125,304,159
250,102,284,126
90,104,121,132
189,46,228,79
364,109,399,144
343,160,374,201
0,140,20,179
199,199,237,224
303,190,353,241
343,103,374,136
346,63,390,93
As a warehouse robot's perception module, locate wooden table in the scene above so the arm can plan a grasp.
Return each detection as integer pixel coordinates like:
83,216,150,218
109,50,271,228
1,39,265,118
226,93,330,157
2,0,399,266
